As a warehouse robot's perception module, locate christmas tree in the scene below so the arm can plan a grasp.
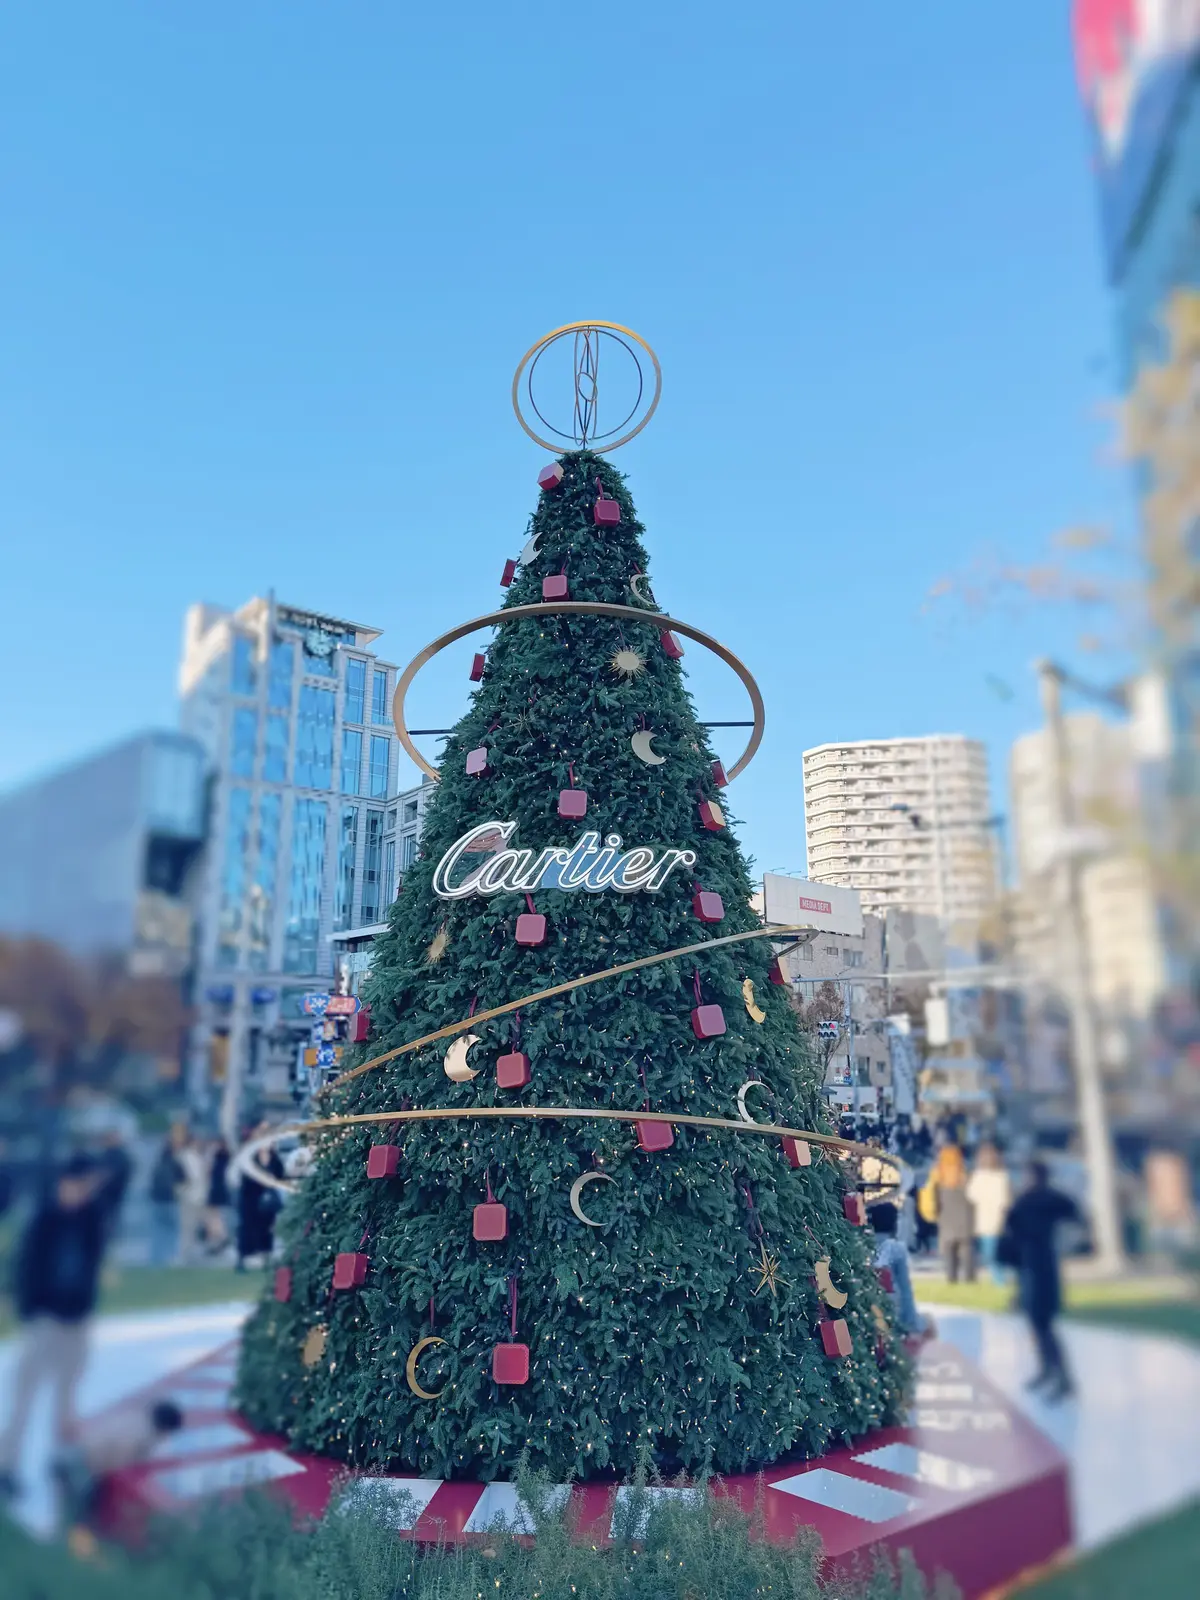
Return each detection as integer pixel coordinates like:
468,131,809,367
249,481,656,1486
236,346,907,1481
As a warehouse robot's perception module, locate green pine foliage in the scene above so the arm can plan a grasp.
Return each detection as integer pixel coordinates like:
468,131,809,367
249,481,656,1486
1,1473,960,1600
236,450,908,1480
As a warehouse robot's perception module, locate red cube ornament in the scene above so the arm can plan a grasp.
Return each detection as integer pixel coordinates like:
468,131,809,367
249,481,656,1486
691,1003,727,1040
843,1193,867,1227
515,912,547,947
594,495,621,526
698,800,725,832
273,1267,293,1303
469,652,486,683
351,1006,372,1043
538,462,564,491
768,958,786,986
500,559,518,588
542,573,569,601
557,787,588,820
782,1137,811,1169
465,746,491,777
473,1201,508,1241
878,1266,895,1294
820,1319,853,1358
660,630,685,661
366,1143,400,1179
692,889,724,924
332,1252,369,1290
636,1118,675,1152
711,759,729,788
496,1050,531,1090
492,1343,530,1384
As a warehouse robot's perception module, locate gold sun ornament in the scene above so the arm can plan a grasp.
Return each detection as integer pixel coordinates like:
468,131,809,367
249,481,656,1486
302,1324,328,1366
610,647,648,680
426,926,449,965
749,1241,785,1298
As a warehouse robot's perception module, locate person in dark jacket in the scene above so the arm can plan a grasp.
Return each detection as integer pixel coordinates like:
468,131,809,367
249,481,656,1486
94,1129,134,1242
1005,1160,1079,1402
0,1155,109,1496
236,1126,285,1269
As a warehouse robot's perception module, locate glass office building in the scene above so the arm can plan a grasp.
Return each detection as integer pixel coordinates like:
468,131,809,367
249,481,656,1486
180,596,402,1107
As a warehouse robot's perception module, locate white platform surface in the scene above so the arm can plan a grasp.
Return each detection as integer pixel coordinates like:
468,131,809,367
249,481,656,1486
2,1296,1199,1552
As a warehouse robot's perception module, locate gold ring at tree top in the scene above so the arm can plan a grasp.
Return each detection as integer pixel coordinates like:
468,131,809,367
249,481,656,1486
512,321,662,454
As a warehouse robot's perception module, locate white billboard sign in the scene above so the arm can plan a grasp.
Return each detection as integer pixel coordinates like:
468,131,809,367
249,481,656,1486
761,874,863,939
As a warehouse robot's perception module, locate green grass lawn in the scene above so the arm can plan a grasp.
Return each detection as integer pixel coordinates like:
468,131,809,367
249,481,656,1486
914,1271,1200,1347
0,1264,257,1340
1020,1497,1200,1599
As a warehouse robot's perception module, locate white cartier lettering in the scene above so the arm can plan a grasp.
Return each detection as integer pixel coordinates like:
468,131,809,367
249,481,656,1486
432,821,696,901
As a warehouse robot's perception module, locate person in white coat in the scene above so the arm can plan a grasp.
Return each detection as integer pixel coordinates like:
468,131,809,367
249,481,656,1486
173,1135,210,1266
967,1142,1013,1285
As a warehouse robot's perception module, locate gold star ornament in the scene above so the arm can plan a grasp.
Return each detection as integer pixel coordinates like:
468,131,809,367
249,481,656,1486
610,648,647,680
749,1241,785,1298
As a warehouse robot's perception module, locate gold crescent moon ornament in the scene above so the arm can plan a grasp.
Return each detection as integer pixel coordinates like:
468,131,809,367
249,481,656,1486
741,978,767,1024
629,572,655,607
814,1257,849,1311
736,1080,767,1124
405,1335,446,1400
630,729,666,767
511,321,662,454
569,1170,615,1227
301,1324,328,1367
444,1033,481,1082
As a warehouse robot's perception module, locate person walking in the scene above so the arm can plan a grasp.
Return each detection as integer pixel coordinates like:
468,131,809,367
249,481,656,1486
931,1142,976,1283
967,1142,1013,1285
867,1201,922,1335
147,1130,184,1266
1004,1160,1079,1402
175,1133,210,1266
0,1155,109,1498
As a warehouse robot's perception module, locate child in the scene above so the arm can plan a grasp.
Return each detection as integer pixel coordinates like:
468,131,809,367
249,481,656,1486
53,1398,184,1525
867,1202,922,1335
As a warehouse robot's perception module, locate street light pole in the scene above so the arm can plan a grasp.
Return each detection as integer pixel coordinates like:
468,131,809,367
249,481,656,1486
1036,659,1125,1274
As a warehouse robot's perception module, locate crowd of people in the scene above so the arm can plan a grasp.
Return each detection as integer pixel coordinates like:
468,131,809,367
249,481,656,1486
147,1123,285,1270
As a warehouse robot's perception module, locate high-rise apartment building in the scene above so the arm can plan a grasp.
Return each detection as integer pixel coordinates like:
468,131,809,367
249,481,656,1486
180,595,403,1111
803,736,997,930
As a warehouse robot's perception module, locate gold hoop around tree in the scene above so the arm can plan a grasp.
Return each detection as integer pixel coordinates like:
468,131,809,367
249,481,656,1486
512,321,662,454
391,601,764,784
232,1105,901,1198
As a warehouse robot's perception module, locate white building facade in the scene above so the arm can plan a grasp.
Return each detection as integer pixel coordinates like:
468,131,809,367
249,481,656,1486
803,736,998,935
180,595,404,1111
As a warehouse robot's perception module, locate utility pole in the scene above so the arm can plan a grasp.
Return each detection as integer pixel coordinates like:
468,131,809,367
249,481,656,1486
1036,659,1125,1273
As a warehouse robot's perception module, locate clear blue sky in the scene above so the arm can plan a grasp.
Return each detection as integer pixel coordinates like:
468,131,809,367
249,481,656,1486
0,4,1129,876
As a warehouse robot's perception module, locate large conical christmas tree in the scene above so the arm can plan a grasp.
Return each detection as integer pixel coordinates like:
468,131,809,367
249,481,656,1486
236,440,907,1481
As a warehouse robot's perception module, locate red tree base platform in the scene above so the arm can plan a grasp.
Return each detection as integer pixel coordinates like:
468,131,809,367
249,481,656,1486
93,1336,1071,1600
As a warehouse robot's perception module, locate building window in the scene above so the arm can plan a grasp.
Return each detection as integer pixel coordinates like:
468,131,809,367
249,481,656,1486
344,658,366,724
341,729,363,795
232,635,257,696
403,799,418,823
268,638,294,710
401,831,417,870
823,944,839,956
293,684,336,790
843,949,864,968
372,669,390,724
249,792,282,971
798,942,814,961
217,787,253,968
369,735,390,799
334,805,359,931
284,798,327,973
360,811,384,923
384,839,396,903
230,706,258,778
264,711,289,783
